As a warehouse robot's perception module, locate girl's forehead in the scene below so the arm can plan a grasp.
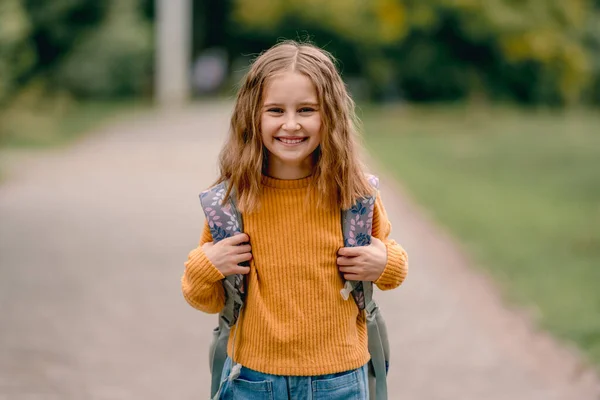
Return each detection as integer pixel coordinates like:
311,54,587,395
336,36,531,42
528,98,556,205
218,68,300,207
262,71,319,101
266,70,313,86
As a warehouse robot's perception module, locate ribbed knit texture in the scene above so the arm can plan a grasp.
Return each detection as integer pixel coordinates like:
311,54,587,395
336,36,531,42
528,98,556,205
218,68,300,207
181,175,408,376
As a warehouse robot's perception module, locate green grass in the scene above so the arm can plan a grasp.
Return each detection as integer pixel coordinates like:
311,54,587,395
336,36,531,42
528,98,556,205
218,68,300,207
361,104,600,366
1,99,150,148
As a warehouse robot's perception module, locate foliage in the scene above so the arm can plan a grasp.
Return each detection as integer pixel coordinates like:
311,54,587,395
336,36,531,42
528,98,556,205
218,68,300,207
233,0,409,45
0,0,36,104
21,0,109,76
230,0,600,105
0,0,150,104
0,0,152,146
2,0,600,106
54,2,153,98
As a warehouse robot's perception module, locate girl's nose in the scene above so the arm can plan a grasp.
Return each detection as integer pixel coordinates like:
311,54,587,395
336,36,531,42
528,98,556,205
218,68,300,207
282,116,300,131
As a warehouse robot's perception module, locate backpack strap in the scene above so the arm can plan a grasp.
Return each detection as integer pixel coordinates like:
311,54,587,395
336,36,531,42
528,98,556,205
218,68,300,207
199,181,246,327
340,175,389,400
340,174,379,311
199,181,247,398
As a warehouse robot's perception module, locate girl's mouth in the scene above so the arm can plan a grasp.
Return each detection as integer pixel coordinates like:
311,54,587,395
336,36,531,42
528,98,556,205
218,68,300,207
275,137,308,145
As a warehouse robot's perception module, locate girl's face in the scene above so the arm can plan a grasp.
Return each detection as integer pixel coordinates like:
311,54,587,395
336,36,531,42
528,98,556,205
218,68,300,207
260,71,322,179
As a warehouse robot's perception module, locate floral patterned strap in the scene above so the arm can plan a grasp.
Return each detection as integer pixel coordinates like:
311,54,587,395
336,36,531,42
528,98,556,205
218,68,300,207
200,181,245,326
341,174,380,310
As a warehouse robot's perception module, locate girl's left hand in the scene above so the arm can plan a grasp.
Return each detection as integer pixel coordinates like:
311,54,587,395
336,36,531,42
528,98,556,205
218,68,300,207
337,237,388,281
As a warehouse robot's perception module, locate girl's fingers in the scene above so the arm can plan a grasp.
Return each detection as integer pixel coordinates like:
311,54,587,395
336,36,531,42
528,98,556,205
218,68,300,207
338,266,360,273
233,244,251,254
232,265,251,275
337,246,362,257
339,266,366,281
234,252,253,263
223,233,250,246
337,256,356,266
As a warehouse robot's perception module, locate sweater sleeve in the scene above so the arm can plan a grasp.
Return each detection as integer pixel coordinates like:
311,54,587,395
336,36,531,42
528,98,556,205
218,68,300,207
371,192,409,291
181,220,226,313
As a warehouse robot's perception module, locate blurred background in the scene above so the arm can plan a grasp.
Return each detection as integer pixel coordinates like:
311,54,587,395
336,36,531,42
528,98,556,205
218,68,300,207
1,0,599,399
3,0,600,126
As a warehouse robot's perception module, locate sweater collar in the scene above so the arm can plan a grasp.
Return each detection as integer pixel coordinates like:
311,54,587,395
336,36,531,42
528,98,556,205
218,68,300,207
261,175,313,189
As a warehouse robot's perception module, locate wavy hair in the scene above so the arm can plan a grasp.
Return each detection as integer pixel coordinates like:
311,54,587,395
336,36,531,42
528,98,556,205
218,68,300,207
217,40,373,212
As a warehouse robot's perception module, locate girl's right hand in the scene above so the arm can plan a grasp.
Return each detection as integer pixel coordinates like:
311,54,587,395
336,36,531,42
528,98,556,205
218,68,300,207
202,233,252,276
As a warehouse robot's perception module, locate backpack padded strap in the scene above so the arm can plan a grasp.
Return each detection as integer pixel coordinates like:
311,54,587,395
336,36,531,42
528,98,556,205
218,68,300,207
340,174,379,310
200,182,246,327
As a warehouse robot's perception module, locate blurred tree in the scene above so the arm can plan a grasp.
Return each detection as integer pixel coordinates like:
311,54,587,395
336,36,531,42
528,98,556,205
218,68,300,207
233,0,409,45
0,0,36,104
228,0,409,99
229,0,599,105
22,0,109,76
54,0,153,98
2,0,599,106
584,1,600,103
1,0,152,103
455,0,591,104
0,0,152,145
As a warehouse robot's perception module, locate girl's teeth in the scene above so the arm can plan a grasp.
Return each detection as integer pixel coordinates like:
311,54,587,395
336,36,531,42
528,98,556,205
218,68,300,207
280,138,303,144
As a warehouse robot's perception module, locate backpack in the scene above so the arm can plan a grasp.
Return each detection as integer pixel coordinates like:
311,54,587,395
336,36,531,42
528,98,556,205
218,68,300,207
199,175,390,400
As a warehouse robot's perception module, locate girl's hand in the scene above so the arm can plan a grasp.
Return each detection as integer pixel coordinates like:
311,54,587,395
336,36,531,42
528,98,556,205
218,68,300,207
202,233,252,277
337,237,387,281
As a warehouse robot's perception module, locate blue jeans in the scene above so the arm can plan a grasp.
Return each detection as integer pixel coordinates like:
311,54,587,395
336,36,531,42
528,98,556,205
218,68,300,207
218,357,369,400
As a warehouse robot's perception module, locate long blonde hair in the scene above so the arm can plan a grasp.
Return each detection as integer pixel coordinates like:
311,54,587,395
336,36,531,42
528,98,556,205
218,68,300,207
217,40,373,212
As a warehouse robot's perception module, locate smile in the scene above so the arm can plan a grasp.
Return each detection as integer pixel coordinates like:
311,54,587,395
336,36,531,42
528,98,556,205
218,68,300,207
275,137,308,145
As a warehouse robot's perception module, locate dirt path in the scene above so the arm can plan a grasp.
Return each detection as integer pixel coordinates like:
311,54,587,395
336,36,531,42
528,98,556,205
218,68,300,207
1,103,598,400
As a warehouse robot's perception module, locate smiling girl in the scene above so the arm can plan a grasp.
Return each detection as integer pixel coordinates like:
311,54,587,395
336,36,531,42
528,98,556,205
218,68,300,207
182,40,408,400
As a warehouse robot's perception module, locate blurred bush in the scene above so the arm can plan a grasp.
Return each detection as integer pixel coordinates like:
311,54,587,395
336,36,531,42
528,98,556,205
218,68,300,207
0,0,150,106
1,0,600,109
0,0,152,145
229,0,600,106
55,4,152,98
0,0,36,105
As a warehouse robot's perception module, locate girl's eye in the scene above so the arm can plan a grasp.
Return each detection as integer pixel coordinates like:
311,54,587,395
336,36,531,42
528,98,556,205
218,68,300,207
267,108,284,114
299,107,316,113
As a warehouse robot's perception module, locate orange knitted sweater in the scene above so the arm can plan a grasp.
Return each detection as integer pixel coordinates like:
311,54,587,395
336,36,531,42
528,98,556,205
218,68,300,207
181,175,408,376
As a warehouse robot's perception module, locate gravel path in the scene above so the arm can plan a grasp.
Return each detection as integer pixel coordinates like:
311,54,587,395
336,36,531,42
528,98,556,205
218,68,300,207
1,103,598,399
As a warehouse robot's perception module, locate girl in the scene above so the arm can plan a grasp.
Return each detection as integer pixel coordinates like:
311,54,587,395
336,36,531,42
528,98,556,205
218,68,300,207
182,40,408,399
